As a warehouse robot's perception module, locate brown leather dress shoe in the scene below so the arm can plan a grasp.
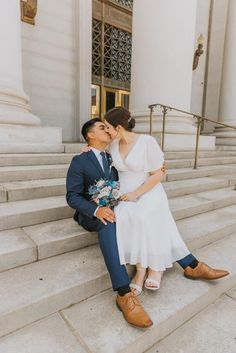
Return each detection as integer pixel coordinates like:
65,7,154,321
184,262,229,280
116,292,153,328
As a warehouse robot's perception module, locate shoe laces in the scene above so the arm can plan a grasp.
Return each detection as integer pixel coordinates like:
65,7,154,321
126,293,141,311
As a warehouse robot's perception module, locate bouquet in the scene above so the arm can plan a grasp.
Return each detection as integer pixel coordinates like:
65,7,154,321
88,179,121,208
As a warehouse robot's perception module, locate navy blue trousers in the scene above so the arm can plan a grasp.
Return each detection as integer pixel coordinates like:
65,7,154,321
98,222,130,291
177,253,197,269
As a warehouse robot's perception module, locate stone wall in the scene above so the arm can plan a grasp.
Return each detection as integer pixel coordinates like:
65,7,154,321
21,0,76,141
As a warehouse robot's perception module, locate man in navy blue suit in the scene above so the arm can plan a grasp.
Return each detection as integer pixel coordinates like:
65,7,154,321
66,118,153,328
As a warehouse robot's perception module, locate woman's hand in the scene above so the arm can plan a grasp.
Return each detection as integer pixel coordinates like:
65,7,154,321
161,162,167,174
120,191,138,202
80,145,91,153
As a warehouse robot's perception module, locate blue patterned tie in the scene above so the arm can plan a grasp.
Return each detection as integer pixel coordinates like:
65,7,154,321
100,152,110,179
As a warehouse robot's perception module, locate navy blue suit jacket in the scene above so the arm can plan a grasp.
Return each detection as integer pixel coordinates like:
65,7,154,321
66,150,118,232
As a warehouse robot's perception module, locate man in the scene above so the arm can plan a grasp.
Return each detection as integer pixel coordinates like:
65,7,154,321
66,118,229,328
66,118,152,328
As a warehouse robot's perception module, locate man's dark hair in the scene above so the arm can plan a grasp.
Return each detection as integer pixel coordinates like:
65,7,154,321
81,118,102,141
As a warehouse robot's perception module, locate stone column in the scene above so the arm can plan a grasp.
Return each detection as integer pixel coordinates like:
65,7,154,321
0,0,62,152
75,0,92,141
130,0,215,151
216,0,236,145
0,0,40,126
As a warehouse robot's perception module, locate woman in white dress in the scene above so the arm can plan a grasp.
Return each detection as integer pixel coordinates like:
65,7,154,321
103,107,190,295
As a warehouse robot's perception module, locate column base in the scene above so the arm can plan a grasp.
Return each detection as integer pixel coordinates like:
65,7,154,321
0,88,41,126
0,124,63,153
133,113,216,151
213,124,236,146
153,133,215,151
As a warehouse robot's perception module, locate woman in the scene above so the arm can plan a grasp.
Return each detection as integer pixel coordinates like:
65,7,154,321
82,107,190,295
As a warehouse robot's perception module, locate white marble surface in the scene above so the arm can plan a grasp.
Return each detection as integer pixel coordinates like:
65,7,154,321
0,314,86,353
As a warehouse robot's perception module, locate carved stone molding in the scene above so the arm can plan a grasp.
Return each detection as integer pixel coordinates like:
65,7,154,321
21,0,37,25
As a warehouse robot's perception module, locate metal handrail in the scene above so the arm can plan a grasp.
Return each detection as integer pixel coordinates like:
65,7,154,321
148,103,236,169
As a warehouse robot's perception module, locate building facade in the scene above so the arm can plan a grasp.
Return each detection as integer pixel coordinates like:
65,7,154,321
0,0,236,151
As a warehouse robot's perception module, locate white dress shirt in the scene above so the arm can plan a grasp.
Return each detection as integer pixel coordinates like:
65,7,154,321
90,147,106,172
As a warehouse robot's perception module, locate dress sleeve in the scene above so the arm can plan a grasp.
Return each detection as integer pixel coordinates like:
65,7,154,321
143,136,164,172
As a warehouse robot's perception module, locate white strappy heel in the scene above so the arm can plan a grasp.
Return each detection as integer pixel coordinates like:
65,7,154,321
130,266,147,296
130,283,143,296
144,270,163,291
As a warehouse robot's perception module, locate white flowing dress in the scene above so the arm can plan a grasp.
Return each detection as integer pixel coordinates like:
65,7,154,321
109,134,190,271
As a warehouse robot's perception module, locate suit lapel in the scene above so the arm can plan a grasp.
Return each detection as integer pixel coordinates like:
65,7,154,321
87,150,105,178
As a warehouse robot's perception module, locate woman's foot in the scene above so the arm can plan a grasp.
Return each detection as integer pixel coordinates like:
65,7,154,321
144,269,164,291
130,266,147,296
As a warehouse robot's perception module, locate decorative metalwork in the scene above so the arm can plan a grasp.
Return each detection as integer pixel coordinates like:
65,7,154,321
21,0,37,25
92,19,102,77
92,20,132,84
113,0,133,10
103,24,132,82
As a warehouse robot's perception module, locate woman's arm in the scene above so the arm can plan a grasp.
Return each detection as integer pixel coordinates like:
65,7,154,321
80,145,111,153
120,168,165,201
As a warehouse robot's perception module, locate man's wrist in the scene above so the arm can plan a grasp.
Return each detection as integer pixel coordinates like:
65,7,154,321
94,206,100,217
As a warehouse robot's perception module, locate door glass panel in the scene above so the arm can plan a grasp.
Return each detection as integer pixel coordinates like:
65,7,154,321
91,85,100,118
106,91,116,112
121,94,130,109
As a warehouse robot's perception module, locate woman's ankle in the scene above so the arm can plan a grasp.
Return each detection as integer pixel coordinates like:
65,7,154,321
147,268,164,280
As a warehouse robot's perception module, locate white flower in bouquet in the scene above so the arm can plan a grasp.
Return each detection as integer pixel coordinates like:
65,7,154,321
112,189,120,200
99,186,111,198
97,179,106,187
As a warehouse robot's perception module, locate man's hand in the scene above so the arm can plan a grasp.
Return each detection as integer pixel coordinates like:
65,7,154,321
96,207,116,225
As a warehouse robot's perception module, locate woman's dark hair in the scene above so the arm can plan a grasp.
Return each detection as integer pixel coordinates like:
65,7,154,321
104,106,135,131
81,118,102,141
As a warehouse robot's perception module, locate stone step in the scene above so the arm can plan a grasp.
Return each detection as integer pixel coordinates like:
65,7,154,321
1,186,236,232
1,151,236,167
0,165,69,182
216,145,236,151
2,194,236,272
22,203,236,261
216,138,236,146
167,156,236,169
64,143,85,153
0,153,75,167
0,186,6,202
59,233,236,353
169,186,236,220
0,175,230,203
0,228,37,272
0,178,66,202
166,164,236,181
0,232,235,340
0,313,87,353
1,161,236,184
146,292,236,353
0,245,110,338
165,150,236,159
163,176,229,198
0,196,73,231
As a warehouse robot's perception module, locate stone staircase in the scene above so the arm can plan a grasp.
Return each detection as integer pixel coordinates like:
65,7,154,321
0,146,236,352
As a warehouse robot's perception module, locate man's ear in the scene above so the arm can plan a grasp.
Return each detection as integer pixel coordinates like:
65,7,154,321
87,131,94,141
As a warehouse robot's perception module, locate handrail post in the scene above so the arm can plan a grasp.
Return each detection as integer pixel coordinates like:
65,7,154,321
161,106,168,151
194,117,202,169
149,105,154,136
